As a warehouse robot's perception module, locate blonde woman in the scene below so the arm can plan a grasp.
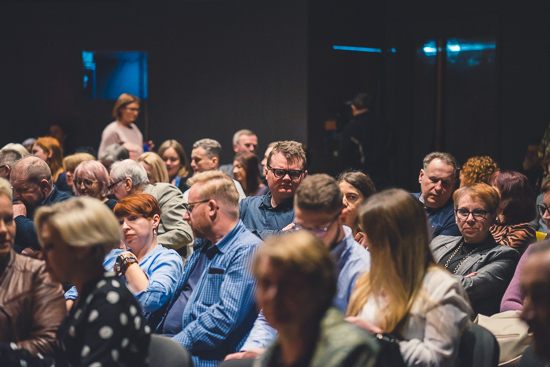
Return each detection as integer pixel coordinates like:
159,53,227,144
138,152,169,184
346,188,472,367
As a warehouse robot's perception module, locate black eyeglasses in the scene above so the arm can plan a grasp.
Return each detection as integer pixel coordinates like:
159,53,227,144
183,199,210,214
454,208,490,221
108,179,123,191
267,166,304,180
538,204,550,218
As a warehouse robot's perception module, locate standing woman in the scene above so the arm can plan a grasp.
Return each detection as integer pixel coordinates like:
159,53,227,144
157,139,191,192
73,160,118,210
35,197,150,366
347,189,472,366
233,152,267,197
98,93,143,157
33,136,64,184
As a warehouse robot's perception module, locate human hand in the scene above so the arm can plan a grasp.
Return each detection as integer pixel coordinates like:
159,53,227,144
12,201,27,218
21,247,42,260
345,316,383,334
282,223,296,231
465,272,477,278
224,349,265,360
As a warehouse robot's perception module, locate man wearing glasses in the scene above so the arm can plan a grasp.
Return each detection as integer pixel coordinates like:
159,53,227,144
161,171,261,367
226,174,371,361
239,140,307,240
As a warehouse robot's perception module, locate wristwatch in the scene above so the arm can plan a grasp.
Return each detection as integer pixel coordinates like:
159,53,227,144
114,252,138,276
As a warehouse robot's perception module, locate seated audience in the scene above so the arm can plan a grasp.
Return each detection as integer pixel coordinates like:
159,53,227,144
61,152,95,194
73,160,117,210
161,171,261,367
33,197,150,366
459,155,500,187
157,139,191,192
99,143,129,171
336,170,376,248
430,183,520,315
414,151,461,237
242,231,379,367
233,152,267,197
489,170,537,253
138,152,169,184
0,144,28,181
0,177,65,357
530,181,550,233
32,136,64,184
347,188,472,366
219,129,258,177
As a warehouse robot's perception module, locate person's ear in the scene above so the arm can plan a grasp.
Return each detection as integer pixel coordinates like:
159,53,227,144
418,169,425,184
151,214,160,228
303,170,308,179
40,179,51,194
263,165,268,177
212,157,219,168
47,150,53,159
124,178,133,193
207,199,218,218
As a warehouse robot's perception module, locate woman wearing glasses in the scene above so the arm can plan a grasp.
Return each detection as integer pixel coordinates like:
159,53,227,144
73,160,118,210
430,183,521,316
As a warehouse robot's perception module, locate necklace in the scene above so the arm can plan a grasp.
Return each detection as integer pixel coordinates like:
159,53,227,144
444,240,478,274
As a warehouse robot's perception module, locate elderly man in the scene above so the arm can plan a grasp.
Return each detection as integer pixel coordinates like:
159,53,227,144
226,173,371,360
0,145,28,180
414,151,461,237
10,156,71,252
239,141,307,239
219,129,258,177
109,159,193,258
161,171,261,367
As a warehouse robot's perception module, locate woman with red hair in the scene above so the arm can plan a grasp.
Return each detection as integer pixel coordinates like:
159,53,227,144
32,136,64,183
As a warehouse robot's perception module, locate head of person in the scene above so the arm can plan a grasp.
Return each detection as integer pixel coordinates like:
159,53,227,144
35,197,122,284
0,177,15,259
347,188,435,336
261,142,278,167
62,152,96,187
33,136,64,174
22,138,36,154
539,182,550,234
0,146,28,180
489,170,536,225
138,152,169,185
114,193,160,251
265,141,307,202
10,157,53,209
191,139,222,175
157,140,190,180
48,124,68,147
109,159,149,200
1,143,30,159
73,160,110,200
112,93,140,125
336,170,376,231
294,174,344,248
99,144,130,171
459,156,500,188
453,183,500,244
253,231,336,330
123,142,144,161
350,92,371,115
418,152,459,209
184,171,239,239
232,129,258,154
233,152,261,195
520,242,550,360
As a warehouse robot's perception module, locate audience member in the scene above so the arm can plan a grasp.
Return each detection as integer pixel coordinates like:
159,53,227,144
260,142,277,168
430,183,520,315
161,171,261,367
157,139,191,192
11,157,71,252
35,197,150,366
33,136,64,184
414,151,461,237
243,231,378,367
489,170,536,253
99,143,130,171
347,188,472,366
47,123,72,155
233,152,267,197
109,159,193,257
459,155,500,187
239,141,307,239
336,170,376,248
61,152,95,194
0,177,65,357
73,160,117,210
138,152,169,184
98,93,143,157
531,181,550,233
0,144,28,180
22,138,36,154
219,129,258,176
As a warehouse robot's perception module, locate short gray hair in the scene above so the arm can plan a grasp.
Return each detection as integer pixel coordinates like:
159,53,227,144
1,143,29,159
110,159,149,189
232,129,255,145
12,156,52,185
192,139,222,160
422,152,459,178
0,149,25,169
99,144,130,163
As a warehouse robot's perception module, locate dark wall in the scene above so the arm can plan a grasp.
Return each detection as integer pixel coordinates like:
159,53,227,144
0,1,308,162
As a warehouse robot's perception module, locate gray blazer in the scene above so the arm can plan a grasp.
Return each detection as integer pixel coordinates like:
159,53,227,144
430,235,520,316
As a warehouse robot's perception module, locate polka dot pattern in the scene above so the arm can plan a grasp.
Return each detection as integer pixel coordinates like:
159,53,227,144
106,291,120,304
99,326,113,339
88,310,99,323
81,345,90,357
120,313,128,325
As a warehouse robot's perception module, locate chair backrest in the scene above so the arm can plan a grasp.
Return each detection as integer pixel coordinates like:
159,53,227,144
148,334,193,367
457,323,500,367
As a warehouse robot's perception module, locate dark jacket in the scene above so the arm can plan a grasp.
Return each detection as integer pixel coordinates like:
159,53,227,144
413,193,461,238
0,249,65,356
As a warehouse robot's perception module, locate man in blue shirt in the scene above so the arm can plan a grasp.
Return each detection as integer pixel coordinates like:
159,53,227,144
239,140,307,239
161,171,262,367
414,152,461,238
225,173,371,360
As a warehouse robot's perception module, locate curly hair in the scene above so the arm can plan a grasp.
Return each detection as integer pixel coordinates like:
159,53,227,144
460,156,500,187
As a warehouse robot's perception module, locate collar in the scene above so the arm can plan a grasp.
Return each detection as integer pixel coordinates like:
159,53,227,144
192,220,246,256
259,192,294,211
41,185,58,206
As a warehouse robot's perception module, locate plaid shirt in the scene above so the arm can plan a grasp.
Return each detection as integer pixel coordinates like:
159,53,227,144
171,220,261,367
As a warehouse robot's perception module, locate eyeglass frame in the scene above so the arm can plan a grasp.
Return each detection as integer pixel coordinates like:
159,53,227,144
454,208,492,221
107,179,124,191
294,213,341,238
74,178,98,188
266,165,305,180
183,199,210,215
537,204,550,218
